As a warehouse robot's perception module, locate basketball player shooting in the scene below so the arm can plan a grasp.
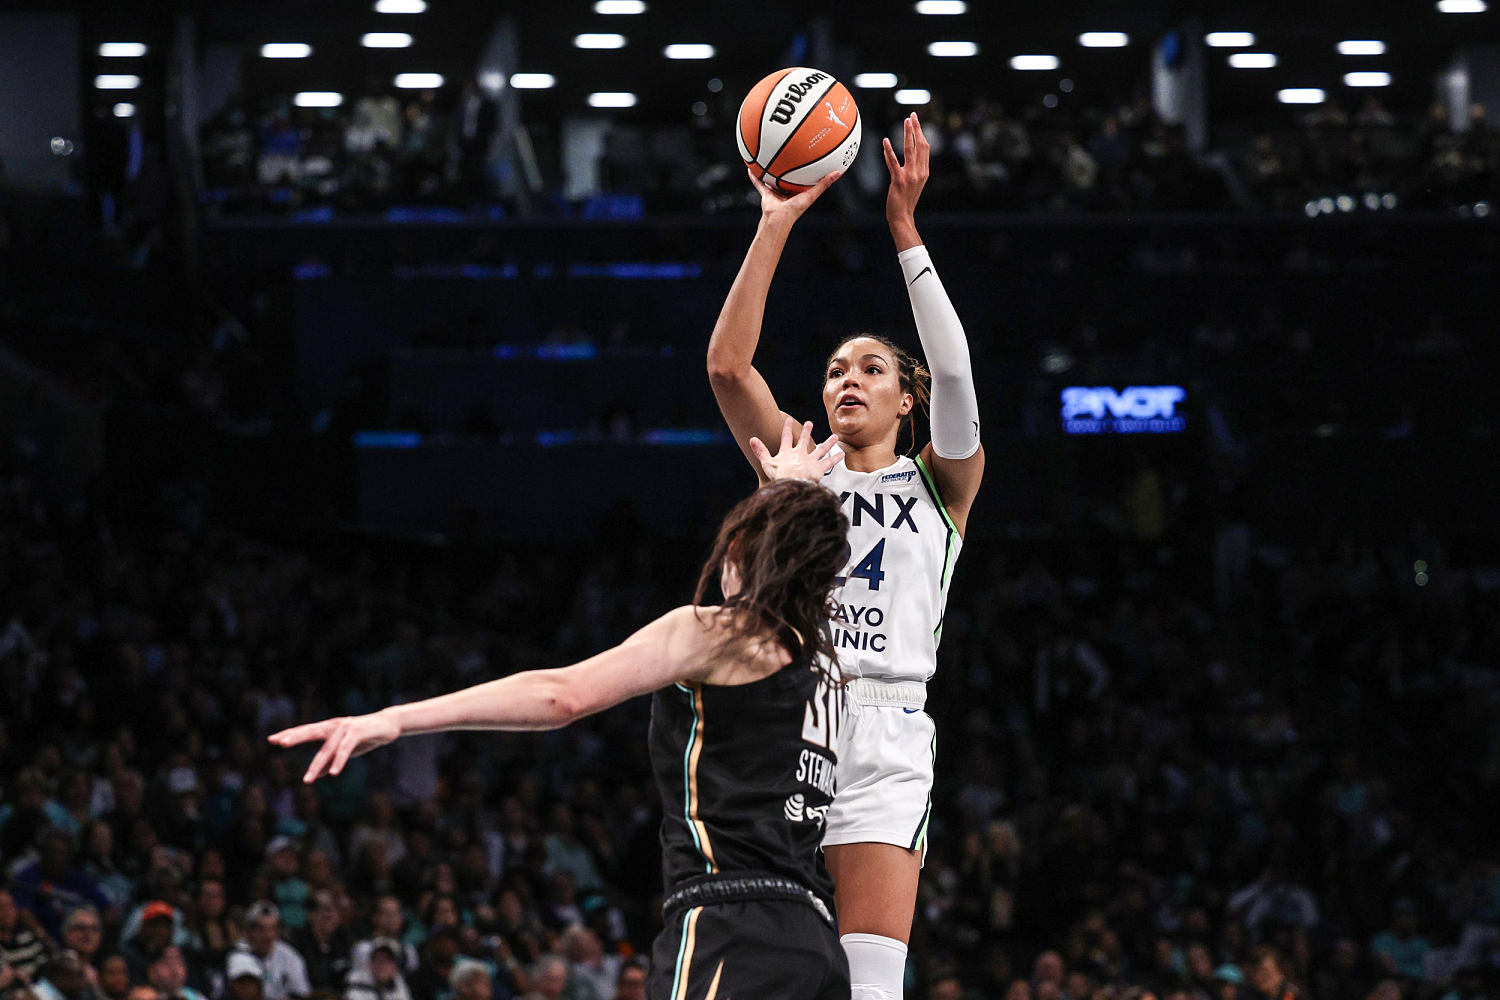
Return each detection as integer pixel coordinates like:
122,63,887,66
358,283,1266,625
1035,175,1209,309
707,112,985,1000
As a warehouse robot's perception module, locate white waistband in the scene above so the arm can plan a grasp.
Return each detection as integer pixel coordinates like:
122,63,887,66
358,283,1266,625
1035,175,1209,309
847,678,927,708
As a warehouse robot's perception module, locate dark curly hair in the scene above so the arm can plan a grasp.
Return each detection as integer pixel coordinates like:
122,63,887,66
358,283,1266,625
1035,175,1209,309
693,479,849,679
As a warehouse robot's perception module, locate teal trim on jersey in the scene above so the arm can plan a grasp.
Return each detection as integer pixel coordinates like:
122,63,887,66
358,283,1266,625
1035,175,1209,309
669,907,695,997
914,455,959,636
675,682,712,873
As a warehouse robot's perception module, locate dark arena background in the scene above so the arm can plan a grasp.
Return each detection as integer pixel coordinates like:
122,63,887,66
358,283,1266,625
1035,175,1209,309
3,1,1500,999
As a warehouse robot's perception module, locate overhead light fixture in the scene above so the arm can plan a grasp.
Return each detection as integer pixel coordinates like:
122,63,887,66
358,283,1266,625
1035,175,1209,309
587,91,638,107
575,33,627,49
664,44,714,59
1010,54,1060,70
94,74,140,89
261,43,312,58
509,73,556,89
1229,53,1278,68
294,92,344,107
914,1,966,12
1278,88,1326,104
853,72,899,88
374,0,427,11
1205,32,1255,47
894,88,932,105
1337,40,1386,55
99,42,147,57
594,0,646,11
112,103,136,117
1345,71,1392,87
362,33,413,47
394,72,444,88
1078,32,1129,47
1437,0,1486,11
929,41,979,56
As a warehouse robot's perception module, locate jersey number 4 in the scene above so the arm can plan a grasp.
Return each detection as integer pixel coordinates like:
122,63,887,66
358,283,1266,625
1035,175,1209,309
835,539,886,591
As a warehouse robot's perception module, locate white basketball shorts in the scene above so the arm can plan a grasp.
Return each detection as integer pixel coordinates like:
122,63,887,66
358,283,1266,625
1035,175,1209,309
822,678,936,854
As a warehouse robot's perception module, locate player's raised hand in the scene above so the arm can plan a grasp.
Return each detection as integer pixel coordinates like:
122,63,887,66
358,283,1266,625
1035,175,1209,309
749,166,843,224
750,416,842,482
883,112,931,224
269,712,402,783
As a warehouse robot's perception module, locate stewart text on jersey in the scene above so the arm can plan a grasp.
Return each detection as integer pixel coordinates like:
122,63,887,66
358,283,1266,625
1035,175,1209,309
649,654,845,906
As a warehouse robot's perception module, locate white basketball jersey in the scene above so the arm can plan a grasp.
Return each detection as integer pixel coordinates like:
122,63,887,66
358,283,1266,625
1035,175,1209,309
821,454,961,684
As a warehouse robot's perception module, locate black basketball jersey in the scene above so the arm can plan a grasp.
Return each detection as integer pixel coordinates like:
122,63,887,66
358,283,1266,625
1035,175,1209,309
649,654,844,906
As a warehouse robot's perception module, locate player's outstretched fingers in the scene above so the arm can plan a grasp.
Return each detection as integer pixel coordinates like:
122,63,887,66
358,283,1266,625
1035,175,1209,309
882,136,901,174
779,415,799,453
812,432,841,461
303,726,343,783
748,436,771,468
329,727,360,777
798,420,816,452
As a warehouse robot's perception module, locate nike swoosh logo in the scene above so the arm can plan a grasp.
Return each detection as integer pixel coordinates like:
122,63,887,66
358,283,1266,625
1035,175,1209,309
908,266,932,286
902,707,921,714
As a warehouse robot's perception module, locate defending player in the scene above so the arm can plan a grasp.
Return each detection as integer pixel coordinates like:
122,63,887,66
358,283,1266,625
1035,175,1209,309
706,113,984,1000
270,421,854,1000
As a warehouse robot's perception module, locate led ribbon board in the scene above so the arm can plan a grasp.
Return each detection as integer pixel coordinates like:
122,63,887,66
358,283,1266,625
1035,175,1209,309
1061,386,1187,434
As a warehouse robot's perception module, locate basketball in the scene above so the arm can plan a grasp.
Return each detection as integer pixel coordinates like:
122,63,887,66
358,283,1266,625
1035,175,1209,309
736,66,861,194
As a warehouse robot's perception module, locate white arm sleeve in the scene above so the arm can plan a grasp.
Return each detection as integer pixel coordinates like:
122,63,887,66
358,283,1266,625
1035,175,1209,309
898,244,981,460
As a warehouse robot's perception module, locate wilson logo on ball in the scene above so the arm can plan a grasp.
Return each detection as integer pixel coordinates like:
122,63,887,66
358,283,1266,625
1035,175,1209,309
737,66,861,194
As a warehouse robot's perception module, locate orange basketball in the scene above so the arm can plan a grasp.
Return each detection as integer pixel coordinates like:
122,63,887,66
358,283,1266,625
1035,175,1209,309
736,67,861,194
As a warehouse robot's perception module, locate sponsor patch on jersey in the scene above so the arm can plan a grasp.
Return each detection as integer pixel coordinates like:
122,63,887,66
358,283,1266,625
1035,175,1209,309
880,470,918,484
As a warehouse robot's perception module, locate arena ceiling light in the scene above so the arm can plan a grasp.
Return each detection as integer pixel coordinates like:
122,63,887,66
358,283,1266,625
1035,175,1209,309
1228,53,1278,68
928,41,979,56
1010,54,1060,70
261,43,312,58
99,42,147,57
374,0,427,12
914,1,966,13
394,72,444,88
663,44,714,59
594,0,646,11
112,103,136,117
509,73,556,88
1278,88,1326,104
894,88,932,105
587,91,638,107
1437,0,1487,11
854,72,899,88
575,33,627,49
94,74,140,89
1205,32,1255,47
1078,32,1129,47
1345,71,1392,86
361,33,413,47
1337,40,1386,55
294,92,344,107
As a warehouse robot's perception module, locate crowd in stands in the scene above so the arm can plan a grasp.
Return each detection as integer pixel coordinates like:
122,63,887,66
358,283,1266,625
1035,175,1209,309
194,83,1500,216
4,391,1499,1000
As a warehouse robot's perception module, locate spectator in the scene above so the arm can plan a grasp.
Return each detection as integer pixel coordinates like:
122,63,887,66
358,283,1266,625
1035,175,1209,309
225,958,265,1000
60,907,104,976
343,939,410,1000
31,952,94,1000
449,960,495,1000
120,902,178,981
351,899,417,977
184,881,236,977
1,888,52,988
147,947,207,1000
1369,901,1430,981
290,891,352,993
264,839,309,933
225,902,309,1000
11,829,111,939
1246,948,1302,1000
557,927,614,1000
99,956,133,1000
606,961,644,1000
520,956,570,1000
